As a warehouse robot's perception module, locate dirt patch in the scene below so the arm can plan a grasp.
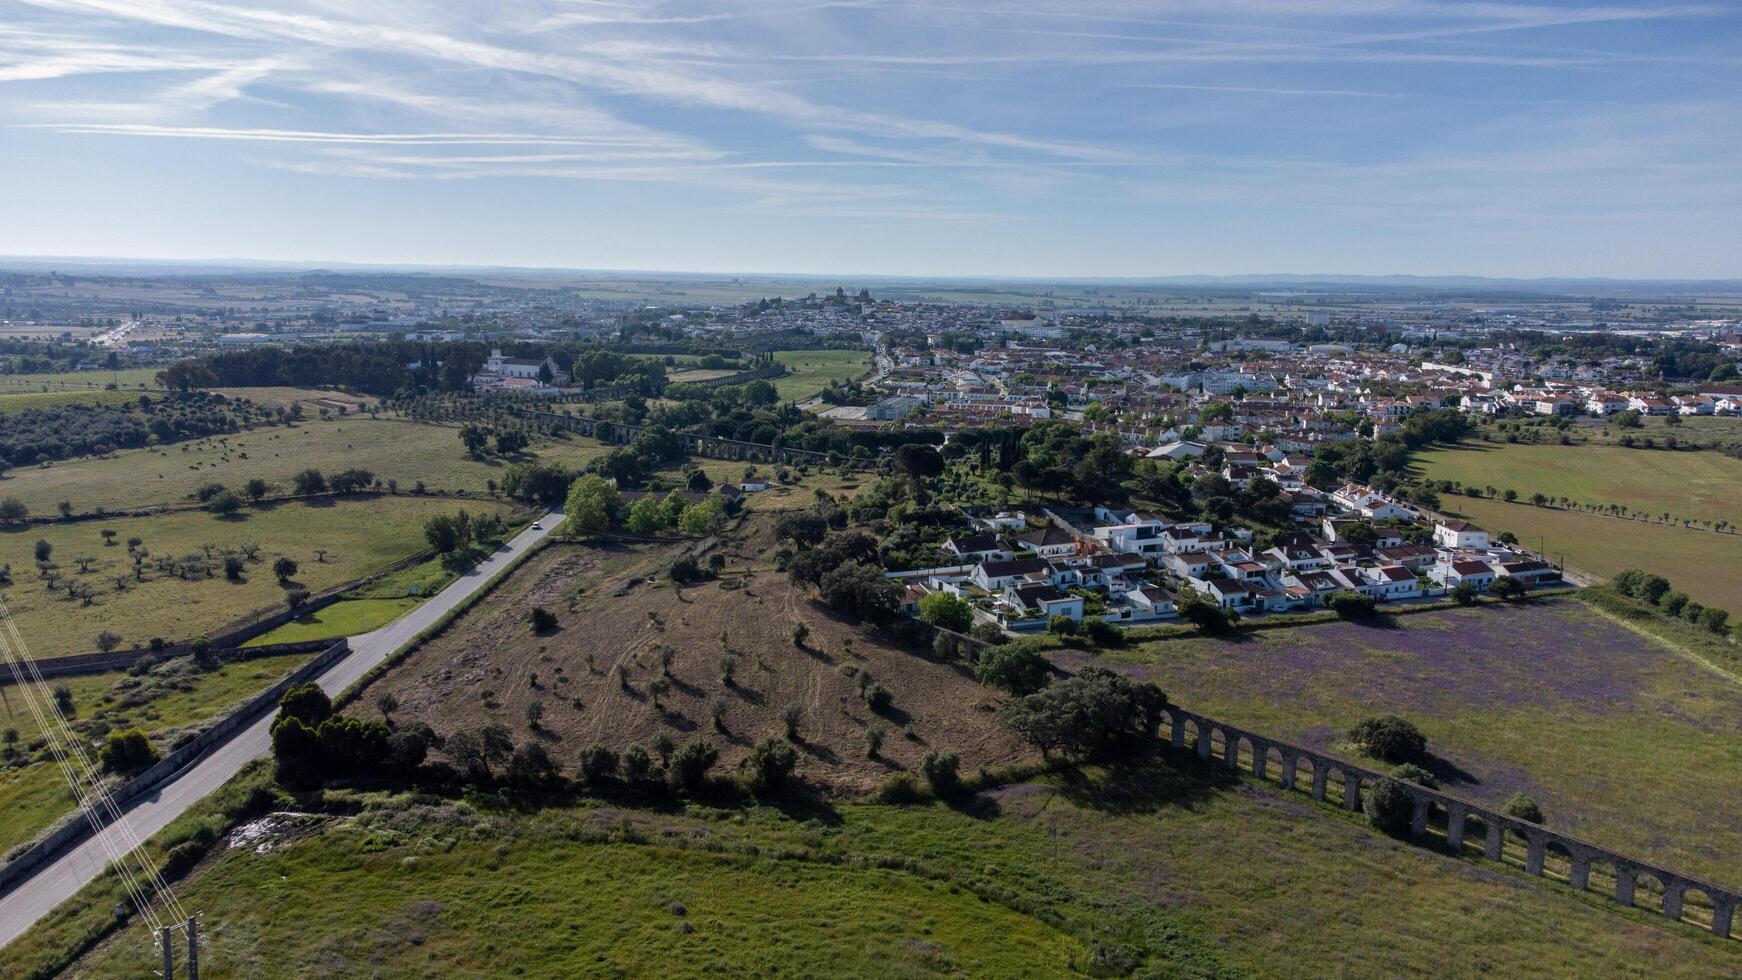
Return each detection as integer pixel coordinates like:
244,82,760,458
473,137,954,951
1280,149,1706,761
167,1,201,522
350,516,1033,794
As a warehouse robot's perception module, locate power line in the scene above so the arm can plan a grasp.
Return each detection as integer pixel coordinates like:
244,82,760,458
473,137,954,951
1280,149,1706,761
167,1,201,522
0,595,190,935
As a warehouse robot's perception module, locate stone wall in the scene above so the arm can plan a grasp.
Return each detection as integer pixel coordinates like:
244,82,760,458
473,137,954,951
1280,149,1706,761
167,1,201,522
1162,704,1739,940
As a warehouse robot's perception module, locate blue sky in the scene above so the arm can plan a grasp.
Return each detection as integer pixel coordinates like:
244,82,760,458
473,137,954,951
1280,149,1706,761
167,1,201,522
1,1,1738,278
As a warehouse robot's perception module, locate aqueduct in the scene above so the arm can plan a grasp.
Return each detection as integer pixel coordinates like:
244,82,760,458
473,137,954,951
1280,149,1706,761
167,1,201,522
1163,704,1739,940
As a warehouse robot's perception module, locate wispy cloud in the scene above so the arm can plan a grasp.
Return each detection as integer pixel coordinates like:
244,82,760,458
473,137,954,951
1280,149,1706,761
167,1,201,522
0,0,1736,274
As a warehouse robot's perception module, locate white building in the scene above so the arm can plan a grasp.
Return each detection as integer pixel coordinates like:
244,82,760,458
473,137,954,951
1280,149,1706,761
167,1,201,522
1432,520,1490,551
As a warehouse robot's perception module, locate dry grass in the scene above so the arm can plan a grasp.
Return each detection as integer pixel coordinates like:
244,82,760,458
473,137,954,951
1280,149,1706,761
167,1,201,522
350,516,1030,794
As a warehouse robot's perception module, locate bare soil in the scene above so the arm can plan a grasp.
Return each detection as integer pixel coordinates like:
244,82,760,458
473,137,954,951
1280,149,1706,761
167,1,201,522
352,515,1033,794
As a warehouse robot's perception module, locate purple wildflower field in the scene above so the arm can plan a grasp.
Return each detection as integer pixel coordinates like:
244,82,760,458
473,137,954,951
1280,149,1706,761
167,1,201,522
1064,597,1742,886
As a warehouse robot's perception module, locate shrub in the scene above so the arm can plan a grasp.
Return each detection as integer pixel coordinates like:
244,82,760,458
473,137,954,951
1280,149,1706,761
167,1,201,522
1610,569,1644,596
160,839,211,880
919,750,962,797
1081,618,1125,647
1662,591,1690,616
1700,607,1730,635
507,742,560,788
667,555,704,584
1363,777,1413,834
621,744,653,783
1485,576,1527,602
744,737,798,794
526,606,558,633
1452,581,1478,606
97,728,159,773
1503,793,1544,823
875,771,924,804
1347,715,1426,764
862,682,894,713
999,668,1166,761
781,701,804,740
974,641,1052,696
579,743,620,785
1177,591,1235,633
970,621,1006,644
277,682,333,727
1387,762,1438,788
918,592,973,633
1637,574,1672,605
668,740,719,792
1046,614,1077,636
1087,943,1143,978
790,622,810,647
1328,591,1377,619
864,723,886,758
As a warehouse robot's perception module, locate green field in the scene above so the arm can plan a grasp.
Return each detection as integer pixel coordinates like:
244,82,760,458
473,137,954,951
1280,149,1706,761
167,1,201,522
1414,442,1742,529
1081,597,1742,887
0,651,315,858
0,368,163,389
1436,496,1741,609
242,597,420,646
19,759,1741,978
0,388,143,410
771,349,871,402
666,367,739,383
0,415,609,514
0,495,514,660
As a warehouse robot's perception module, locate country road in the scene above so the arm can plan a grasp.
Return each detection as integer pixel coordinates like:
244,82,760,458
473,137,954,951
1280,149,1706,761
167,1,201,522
0,511,562,951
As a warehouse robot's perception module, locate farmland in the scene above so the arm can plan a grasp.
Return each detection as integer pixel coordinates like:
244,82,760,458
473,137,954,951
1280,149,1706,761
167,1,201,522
0,651,317,857
1434,496,1741,609
1414,442,1742,529
0,495,514,660
771,349,871,402
0,415,609,514
1069,597,1742,887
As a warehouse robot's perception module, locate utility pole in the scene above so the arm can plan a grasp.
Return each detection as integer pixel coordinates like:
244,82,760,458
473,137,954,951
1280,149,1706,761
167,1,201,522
155,916,202,979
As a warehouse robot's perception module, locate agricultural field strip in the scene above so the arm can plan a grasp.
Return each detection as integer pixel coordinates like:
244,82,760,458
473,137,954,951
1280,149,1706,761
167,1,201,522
0,512,561,949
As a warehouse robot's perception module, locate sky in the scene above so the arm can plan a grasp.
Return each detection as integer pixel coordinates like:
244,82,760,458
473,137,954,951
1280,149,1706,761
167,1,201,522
0,0,1738,279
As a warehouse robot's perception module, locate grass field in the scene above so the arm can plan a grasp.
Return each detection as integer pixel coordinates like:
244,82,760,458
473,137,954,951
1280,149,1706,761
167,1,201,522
242,597,420,647
1414,442,1742,528
0,651,315,858
24,758,1742,978
0,495,514,660
771,349,871,402
0,368,162,389
0,388,143,410
1435,496,1741,609
0,415,610,514
666,368,740,383
1069,597,1742,887
1573,415,1742,449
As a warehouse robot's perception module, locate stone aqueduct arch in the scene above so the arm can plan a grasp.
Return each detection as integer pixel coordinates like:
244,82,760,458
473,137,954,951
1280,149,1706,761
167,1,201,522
1161,705,1739,940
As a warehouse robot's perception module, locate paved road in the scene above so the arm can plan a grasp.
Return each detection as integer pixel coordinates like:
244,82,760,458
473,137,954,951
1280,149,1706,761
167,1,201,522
0,512,561,950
